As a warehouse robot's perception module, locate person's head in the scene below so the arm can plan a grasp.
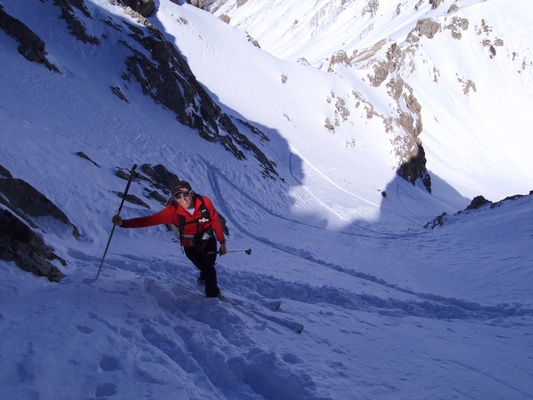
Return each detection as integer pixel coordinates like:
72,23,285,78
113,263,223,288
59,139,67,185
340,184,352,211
173,180,194,208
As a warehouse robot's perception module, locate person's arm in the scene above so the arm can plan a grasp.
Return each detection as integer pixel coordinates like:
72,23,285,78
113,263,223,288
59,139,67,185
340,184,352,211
112,206,177,228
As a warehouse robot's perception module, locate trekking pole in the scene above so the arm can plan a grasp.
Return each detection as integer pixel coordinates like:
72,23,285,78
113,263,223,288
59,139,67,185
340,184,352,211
210,248,252,255
95,164,137,280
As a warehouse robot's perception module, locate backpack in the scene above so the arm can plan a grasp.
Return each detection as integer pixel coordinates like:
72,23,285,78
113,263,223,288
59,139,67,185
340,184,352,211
170,194,212,249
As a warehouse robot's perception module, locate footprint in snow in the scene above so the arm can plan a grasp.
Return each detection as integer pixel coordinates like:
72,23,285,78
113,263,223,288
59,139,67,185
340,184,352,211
76,325,93,334
99,356,120,372
95,382,117,397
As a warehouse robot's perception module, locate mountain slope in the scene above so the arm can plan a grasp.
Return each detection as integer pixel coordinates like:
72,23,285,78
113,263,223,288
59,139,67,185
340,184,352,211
211,0,533,199
0,0,532,399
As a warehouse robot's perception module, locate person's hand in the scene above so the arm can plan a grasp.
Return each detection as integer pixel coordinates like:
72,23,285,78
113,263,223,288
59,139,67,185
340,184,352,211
112,215,123,226
219,242,227,256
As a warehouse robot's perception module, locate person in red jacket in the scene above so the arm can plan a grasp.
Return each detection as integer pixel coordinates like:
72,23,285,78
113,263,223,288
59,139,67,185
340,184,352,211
112,180,227,298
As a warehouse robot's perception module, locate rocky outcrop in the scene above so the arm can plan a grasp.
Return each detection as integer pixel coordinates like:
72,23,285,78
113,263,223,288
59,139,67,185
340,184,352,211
0,5,60,72
139,164,181,196
465,195,491,210
397,143,431,192
121,0,155,17
413,18,441,39
0,210,65,282
97,0,278,178
425,191,533,229
114,163,179,208
0,165,70,281
429,0,444,10
0,165,80,239
54,0,100,44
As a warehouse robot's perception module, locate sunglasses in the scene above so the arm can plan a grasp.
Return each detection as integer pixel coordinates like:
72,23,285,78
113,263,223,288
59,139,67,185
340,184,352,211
174,191,192,200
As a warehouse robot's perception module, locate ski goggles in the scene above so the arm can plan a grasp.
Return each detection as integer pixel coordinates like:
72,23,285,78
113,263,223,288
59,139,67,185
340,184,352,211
174,191,192,200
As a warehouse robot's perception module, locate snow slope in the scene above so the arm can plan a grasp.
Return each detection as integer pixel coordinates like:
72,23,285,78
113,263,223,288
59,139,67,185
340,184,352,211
0,0,532,399
213,0,533,200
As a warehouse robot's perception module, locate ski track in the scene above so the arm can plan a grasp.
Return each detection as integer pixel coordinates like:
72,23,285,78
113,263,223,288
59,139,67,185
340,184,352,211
61,244,532,400
394,181,431,226
288,145,381,210
288,150,427,229
218,268,533,324
200,155,423,241
131,278,322,399
53,260,326,400
202,167,532,326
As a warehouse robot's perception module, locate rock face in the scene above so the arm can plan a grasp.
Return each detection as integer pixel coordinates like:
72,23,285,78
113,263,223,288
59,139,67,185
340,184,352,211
0,4,59,72
139,164,181,196
397,144,432,192
0,166,80,239
0,210,65,282
0,165,77,281
121,0,156,17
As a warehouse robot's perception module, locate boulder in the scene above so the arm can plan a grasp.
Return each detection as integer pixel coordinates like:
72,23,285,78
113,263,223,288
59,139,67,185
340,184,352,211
122,0,155,17
0,210,65,282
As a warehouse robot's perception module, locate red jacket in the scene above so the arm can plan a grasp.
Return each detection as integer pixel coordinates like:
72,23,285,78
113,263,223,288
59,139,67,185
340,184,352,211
122,195,225,245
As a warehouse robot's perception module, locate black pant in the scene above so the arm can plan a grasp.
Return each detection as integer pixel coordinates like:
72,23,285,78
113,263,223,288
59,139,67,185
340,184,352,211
184,235,219,297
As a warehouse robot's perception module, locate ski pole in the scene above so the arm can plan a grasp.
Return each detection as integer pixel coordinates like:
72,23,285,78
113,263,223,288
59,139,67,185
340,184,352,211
209,248,252,255
95,164,137,279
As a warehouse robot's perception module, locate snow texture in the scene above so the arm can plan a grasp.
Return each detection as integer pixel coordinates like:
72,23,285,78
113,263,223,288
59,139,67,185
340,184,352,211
0,0,532,399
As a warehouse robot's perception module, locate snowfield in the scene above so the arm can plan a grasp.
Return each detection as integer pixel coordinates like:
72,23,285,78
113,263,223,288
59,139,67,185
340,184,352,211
0,0,532,399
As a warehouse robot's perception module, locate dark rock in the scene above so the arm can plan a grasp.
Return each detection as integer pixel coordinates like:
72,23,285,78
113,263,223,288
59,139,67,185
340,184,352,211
54,0,100,44
144,189,168,205
76,151,101,167
140,164,180,195
424,212,448,229
0,210,65,282
426,192,532,229
115,169,134,181
122,0,156,17
0,164,13,179
120,22,278,178
0,4,60,72
466,195,491,210
490,194,525,209
117,192,150,209
396,144,432,192
0,167,80,239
